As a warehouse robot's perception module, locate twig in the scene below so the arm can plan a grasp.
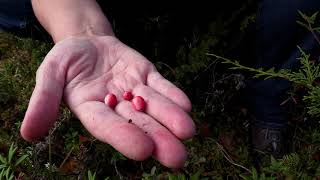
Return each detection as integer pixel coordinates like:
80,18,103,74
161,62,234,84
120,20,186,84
156,61,176,79
193,60,217,80
212,74,236,87
209,138,252,174
308,22,320,46
59,146,75,169
114,161,124,180
206,53,289,80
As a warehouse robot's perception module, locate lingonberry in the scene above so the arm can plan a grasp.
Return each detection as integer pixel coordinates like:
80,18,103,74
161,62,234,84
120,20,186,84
123,91,133,101
132,96,146,112
104,93,117,108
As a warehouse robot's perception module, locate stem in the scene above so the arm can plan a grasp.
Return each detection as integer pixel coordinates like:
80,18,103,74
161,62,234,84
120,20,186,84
208,138,252,174
156,62,177,79
206,53,289,79
114,162,124,180
308,23,320,46
59,146,75,169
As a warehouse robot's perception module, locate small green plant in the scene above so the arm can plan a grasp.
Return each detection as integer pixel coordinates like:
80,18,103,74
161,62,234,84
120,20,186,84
142,166,157,180
142,167,207,180
86,170,110,180
240,168,275,180
87,170,96,180
208,45,320,117
207,11,320,118
64,128,79,151
0,143,28,180
167,172,187,180
167,170,208,180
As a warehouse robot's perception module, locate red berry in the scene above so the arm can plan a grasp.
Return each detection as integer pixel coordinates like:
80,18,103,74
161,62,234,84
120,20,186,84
123,91,133,101
104,93,117,108
79,135,89,142
132,96,146,112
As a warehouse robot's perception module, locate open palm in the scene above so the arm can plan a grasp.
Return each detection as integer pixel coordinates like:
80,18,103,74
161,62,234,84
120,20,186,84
20,36,195,168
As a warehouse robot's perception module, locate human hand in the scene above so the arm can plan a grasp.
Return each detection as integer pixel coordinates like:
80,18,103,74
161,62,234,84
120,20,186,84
20,35,195,168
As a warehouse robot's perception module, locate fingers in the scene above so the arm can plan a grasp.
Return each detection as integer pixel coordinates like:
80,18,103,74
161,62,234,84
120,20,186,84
20,58,65,141
133,85,196,140
72,101,154,161
147,71,192,112
115,101,187,168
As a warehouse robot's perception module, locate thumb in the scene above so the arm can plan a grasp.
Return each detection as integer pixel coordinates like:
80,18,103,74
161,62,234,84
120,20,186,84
20,52,65,141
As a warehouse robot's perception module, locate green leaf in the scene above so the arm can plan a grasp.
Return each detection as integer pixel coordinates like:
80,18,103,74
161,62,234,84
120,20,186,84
88,170,92,179
168,173,176,180
314,27,320,33
0,168,5,178
8,174,14,180
190,169,202,180
14,155,28,167
0,155,6,164
252,168,258,180
310,11,318,24
270,156,276,164
298,10,309,23
315,165,320,176
180,174,187,180
5,167,11,180
150,166,156,175
8,144,17,164
239,174,250,180
87,170,96,180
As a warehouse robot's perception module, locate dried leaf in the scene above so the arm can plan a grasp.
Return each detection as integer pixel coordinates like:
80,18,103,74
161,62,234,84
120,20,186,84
58,158,78,173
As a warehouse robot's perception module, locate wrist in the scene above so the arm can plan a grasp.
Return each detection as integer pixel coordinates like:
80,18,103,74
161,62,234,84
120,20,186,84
52,22,115,43
31,0,115,43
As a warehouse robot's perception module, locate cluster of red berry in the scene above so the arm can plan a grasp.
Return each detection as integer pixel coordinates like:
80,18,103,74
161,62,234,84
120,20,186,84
104,91,146,112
